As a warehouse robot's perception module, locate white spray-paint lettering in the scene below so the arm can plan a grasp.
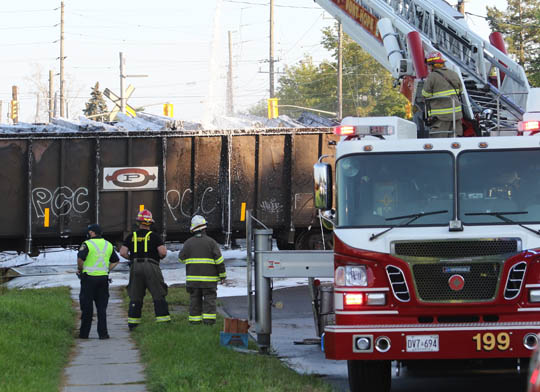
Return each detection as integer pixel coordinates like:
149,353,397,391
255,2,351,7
166,186,217,221
260,199,283,214
32,186,90,217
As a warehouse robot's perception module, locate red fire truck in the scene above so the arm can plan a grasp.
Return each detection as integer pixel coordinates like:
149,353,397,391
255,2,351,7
309,1,540,390
315,116,540,391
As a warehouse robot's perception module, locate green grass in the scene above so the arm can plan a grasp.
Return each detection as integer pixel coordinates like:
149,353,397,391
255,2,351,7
128,286,334,392
0,287,75,392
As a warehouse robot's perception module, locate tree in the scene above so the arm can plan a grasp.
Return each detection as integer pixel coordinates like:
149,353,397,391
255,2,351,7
259,24,408,120
486,0,540,86
24,64,51,123
24,64,84,122
247,99,268,117
320,25,407,118
83,82,108,122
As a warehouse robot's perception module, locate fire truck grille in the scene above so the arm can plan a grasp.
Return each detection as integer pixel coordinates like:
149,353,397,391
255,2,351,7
393,240,519,258
412,263,501,302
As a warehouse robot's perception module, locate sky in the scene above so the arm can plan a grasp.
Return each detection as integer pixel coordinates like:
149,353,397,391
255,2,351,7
0,0,508,124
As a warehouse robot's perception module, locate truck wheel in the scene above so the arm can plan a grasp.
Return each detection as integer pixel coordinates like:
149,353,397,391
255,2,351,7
347,360,391,392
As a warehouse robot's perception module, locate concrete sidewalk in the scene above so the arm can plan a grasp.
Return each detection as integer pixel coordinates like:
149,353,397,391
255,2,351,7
62,286,147,392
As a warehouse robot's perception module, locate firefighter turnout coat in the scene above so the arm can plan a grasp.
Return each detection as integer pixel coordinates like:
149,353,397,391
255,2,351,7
421,66,463,122
178,232,226,288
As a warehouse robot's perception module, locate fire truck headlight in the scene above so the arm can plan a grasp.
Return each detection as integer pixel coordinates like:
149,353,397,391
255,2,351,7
530,290,540,302
346,265,368,286
335,265,368,286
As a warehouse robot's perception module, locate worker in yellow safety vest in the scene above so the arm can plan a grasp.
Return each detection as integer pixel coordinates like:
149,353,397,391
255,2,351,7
77,224,119,339
120,209,171,330
422,51,464,137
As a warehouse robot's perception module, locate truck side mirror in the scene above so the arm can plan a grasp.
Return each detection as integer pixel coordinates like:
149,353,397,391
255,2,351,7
314,162,333,210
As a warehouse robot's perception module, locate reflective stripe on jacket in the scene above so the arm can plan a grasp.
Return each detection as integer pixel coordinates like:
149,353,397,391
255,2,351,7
83,238,113,276
422,67,463,121
178,233,226,286
133,231,152,254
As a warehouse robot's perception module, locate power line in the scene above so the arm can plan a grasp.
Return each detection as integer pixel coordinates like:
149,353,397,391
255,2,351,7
0,9,54,14
0,25,55,30
223,0,320,9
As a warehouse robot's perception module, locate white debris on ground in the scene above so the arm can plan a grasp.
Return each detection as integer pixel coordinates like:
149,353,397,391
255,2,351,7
0,110,335,134
1,245,317,298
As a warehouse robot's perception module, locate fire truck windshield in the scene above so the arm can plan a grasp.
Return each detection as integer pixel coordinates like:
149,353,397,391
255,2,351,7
458,149,540,225
336,152,454,227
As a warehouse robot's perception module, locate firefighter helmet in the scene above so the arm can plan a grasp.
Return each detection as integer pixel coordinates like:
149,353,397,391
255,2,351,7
190,215,207,232
136,209,155,224
426,51,445,65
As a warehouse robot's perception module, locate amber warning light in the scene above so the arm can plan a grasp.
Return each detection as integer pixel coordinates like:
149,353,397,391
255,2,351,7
333,125,394,136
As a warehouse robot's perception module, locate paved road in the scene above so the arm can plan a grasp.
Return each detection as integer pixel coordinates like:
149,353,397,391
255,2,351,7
220,286,528,392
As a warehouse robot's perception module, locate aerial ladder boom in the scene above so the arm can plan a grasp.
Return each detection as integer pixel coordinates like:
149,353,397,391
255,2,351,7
314,0,538,133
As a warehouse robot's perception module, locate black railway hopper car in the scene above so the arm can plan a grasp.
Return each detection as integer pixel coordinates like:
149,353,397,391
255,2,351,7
0,128,336,254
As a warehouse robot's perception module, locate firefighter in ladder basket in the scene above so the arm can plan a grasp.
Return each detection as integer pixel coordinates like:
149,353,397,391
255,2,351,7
422,51,464,137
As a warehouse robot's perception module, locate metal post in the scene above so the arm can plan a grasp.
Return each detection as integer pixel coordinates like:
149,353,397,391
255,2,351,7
59,1,65,118
254,228,273,350
119,52,125,114
48,70,54,123
26,140,33,254
246,210,253,322
269,0,275,98
94,138,100,224
161,136,168,242
225,131,232,248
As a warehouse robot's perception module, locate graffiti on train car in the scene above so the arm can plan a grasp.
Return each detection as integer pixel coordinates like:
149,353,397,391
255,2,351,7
260,199,283,214
166,186,217,221
32,186,90,217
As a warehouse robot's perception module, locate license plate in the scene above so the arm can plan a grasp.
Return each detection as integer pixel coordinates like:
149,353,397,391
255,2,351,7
406,335,439,352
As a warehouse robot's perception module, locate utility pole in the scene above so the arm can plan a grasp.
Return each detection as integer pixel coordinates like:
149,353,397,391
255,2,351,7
118,52,148,114
337,22,343,121
120,52,126,113
269,0,275,98
49,70,54,123
59,0,65,117
53,92,58,117
35,93,40,123
0,101,3,124
226,31,234,116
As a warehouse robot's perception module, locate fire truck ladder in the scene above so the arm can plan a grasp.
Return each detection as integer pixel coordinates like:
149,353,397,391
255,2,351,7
314,0,531,132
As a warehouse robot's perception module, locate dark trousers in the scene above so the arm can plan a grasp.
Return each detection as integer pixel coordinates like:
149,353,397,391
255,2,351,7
127,259,170,327
187,286,217,324
79,274,109,338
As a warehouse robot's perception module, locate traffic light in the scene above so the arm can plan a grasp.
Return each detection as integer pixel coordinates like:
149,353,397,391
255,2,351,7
267,98,278,119
10,100,18,122
163,103,174,118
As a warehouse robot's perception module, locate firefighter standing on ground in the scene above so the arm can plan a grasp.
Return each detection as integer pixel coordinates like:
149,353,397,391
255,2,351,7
179,215,226,325
77,224,119,339
422,51,463,137
120,209,171,330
